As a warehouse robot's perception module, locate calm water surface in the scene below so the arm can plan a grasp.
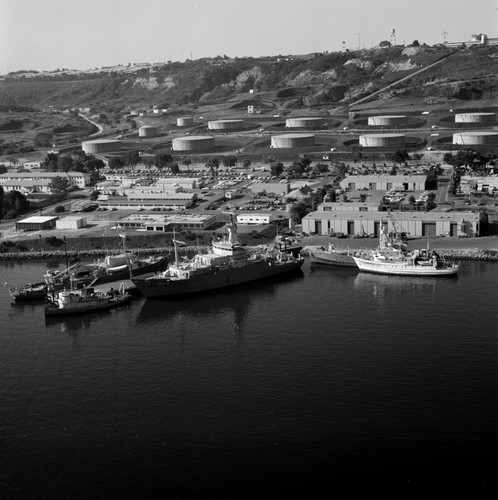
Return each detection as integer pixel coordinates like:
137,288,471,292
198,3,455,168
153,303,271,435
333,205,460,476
1,259,497,497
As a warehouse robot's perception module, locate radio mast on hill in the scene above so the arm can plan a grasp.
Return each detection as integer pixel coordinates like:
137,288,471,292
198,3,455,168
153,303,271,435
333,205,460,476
390,28,396,46
353,33,364,50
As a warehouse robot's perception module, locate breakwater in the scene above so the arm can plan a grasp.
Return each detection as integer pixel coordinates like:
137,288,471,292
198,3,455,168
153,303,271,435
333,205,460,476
1,246,498,262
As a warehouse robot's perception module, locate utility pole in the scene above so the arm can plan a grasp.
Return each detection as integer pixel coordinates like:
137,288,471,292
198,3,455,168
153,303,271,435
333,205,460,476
442,31,448,43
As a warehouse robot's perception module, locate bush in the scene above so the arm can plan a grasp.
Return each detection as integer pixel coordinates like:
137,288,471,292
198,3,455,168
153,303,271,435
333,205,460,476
54,205,65,213
45,236,65,247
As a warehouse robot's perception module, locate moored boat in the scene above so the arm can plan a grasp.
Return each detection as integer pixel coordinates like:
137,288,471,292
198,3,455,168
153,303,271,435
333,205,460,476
309,244,357,267
9,282,47,301
353,226,459,276
132,215,304,298
44,283,131,316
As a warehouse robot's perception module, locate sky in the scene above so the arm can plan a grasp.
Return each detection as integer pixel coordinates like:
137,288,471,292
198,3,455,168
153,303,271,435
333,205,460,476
1,0,497,73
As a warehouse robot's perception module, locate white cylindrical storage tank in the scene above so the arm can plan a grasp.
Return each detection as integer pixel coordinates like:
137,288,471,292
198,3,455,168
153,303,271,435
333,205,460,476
455,113,495,124
177,117,194,127
208,119,245,131
139,125,157,138
368,115,407,126
452,131,498,145
82,139,121,154
271,134,315,148
172,136,215,152
359,134,405,147
285,117,324,129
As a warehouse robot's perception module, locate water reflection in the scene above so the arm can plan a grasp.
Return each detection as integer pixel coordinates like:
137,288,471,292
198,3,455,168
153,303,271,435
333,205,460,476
136,270,305,330
353,271,440,302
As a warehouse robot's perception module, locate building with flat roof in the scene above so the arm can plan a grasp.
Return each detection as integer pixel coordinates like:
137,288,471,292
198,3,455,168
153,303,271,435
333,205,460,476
0,171,91,189
236,213,275,225
116,213,217,232
98,192,197,210
340,174,427,192
15,216,58,231
302,208,481,238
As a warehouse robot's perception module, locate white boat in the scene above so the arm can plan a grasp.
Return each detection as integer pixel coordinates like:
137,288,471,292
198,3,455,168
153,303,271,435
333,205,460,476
44,283,131,316
353,226,459,276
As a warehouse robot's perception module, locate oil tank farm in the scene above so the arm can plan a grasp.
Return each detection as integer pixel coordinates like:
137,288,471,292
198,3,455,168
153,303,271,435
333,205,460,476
172,136,215,152
139,125,157,138
271,134,315,148
367,115,407,127
455,112,496,124
452,131,498,145
177,117,194,127
285,117,324,129
208,119,245,131
82,139,121,154
359,133,405,147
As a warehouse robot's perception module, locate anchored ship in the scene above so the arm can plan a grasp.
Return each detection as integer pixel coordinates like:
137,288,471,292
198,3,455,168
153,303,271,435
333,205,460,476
132,215,304,298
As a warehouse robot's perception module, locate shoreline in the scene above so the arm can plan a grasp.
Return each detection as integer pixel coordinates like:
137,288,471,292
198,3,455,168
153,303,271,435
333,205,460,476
1,243,497,262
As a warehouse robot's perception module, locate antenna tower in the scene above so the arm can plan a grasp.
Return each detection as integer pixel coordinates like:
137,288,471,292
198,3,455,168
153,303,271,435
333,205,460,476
353,33,364,50
390,28,396,45
442,30,448,43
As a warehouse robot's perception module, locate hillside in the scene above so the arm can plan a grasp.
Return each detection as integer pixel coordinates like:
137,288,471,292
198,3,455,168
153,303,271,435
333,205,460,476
2,44,498,112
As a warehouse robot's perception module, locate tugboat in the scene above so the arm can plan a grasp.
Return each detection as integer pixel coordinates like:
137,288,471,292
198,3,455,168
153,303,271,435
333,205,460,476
132,214,304,298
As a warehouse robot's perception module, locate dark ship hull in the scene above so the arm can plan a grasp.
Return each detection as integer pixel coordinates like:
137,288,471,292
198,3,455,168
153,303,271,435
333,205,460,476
132,258,304,298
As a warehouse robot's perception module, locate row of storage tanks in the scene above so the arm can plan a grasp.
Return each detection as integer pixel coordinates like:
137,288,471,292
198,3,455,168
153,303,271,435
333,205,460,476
82,130,498,154
81,112,497,153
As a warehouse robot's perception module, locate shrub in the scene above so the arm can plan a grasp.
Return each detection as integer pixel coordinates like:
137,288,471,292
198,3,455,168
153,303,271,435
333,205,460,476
54,205,65,213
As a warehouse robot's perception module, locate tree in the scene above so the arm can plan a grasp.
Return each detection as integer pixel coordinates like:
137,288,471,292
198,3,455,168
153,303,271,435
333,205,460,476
5,190,29,213
0,164,7,175
49,176,71,196
222,155,237,169
393,149,410,164
289,202,308,224
287,161,305,179
243,159,251,169
411,40,420,47
122,150,141,167
108,156,125,170
57,155,73,172
155,153,173,169
270,162,284,177
182,157,192,171
170,162,180,174
379,40,391,48
425,192,437,211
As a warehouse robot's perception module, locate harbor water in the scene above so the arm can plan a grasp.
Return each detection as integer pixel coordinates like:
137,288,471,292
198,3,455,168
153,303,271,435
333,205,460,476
1,258,497,497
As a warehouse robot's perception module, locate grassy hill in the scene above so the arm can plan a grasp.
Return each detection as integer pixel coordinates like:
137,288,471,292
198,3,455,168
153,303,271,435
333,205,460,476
2,44,497,112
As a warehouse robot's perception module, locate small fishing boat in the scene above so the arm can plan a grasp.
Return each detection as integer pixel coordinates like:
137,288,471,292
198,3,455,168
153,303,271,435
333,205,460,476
9,282,47,301
44,283,131,316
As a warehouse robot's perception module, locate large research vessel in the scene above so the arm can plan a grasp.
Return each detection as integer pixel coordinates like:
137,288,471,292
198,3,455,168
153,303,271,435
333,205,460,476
132,216,304,298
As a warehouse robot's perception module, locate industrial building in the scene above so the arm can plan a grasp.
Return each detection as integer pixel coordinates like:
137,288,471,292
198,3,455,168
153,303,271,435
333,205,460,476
0,171,91,190
367,115,407,127
302,206,481,238
359,133,405,147
208,119,245,130
452,132,498,145
139,125,158,138
237,213,275,225
97,192,197,210
455,113,495,124
339,174,427,191
285,117,324,129
250,182,290,196
177,117,194,127
172,136,215,152
82,139,122,154
271,134,315,148
15,216,58,231
116,213,217,232
56,216,87,230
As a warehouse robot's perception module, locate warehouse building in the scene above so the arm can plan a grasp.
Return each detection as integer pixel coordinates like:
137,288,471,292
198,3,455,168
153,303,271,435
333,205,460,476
15,216,58,231
302,208,480,238
339,174,427,191
56,216,88,230
116,213,217,232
